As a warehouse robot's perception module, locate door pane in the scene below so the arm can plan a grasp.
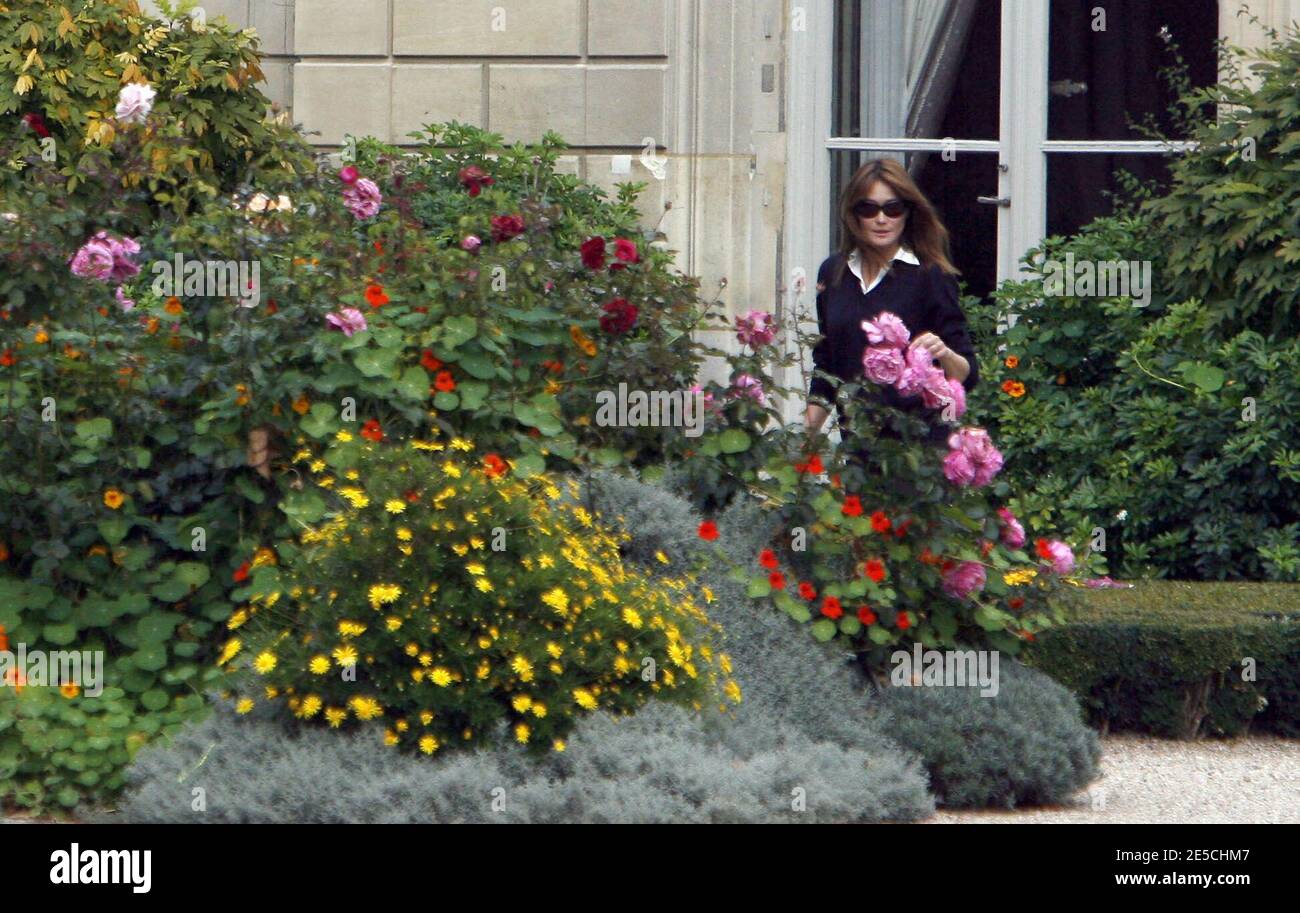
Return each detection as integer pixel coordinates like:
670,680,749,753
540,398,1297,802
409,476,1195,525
1047,0,1219,142
1045,152,1177,241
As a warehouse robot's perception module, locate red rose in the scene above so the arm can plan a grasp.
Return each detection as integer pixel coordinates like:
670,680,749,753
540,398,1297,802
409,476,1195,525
820,596,843,619
864,559,887,583
421,350,444,372
768,571,786,590
434,370,456,392
841,495,863,517
580,236,606,270
758,548,778,570
233,561,250,583
857,606,877,625
798,581,816,600
611,238,639,269
365,284,389,308
896,612,911,630
361,419,384,442
697,520,719,541
598,298,638,335
870,510,891,533
22,113,50,139
458,165,495,197
1035,537,1052,560
490,214,526,243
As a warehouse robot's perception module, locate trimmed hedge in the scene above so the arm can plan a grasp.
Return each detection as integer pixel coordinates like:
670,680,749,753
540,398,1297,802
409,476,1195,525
1025,581,1300,737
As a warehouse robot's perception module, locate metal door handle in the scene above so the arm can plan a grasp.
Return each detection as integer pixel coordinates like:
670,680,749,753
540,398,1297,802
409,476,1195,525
977,196,1010,207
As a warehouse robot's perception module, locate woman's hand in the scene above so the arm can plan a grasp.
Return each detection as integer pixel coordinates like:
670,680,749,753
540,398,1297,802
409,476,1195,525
911,332,970,384
909,331,951,360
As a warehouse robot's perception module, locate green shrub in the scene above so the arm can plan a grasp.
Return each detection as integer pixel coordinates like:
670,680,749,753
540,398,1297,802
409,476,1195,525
963,32,1300,582
106,695,933,823
228,437,736,755
1024,580,1300,737
873,660,1101,809
107,473,935,823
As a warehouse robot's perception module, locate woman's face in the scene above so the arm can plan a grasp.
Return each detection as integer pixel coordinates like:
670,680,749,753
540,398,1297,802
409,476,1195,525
856,180,908,253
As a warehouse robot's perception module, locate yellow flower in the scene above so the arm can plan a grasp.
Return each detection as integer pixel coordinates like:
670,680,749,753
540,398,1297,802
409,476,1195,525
253,652,277,674
384,729,399,746
654,550,669,565
309,459,326,473
541,587,569,615
466,562,486,576
476,660,491,680
396,527,413,541
419,734,439,754
552,739,566,752
442,461,462,479
309,655,331,675
622,607,643,629
339,487,370,508
349,696,384,721
338,620,367,637
512,694,533,713
335,430,354,442
430,667,453,687
298,695,323,719
514,722,530,744
60,682,81,699
573,689,598,710
325,706,347,728
235,697,255,714
546,642,563,658
332,644,358,667
385,615,403,631
217,638,242,665
724,680,743,704
227,608,249,630
385,499,406,514
474,578,493,593
419,710,434,725
368,583,402,610
450,438,473,452
511,656,535,682
531,702,547,719
103,488,126,510
1003,568,1039,587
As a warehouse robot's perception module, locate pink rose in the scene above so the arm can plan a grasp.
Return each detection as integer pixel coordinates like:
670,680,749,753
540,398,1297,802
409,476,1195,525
342,178,382,220
339,165,360,185
928,376,966,419
325,307,368,337
115,286,135,313
919,365,954,410
944,427,1004,488
863,345,905,385
461,234,482,253
895,345,936,398
115,83,156,125
1043,540,1075,575
69,237,116,280
735,310,777,348
942,561,986,601
996,507,1026,549
861,311,911,349
730,373,768,407
1084,576,1133,589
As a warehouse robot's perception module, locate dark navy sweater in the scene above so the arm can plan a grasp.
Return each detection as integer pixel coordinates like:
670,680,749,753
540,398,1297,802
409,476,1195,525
808,252,980,439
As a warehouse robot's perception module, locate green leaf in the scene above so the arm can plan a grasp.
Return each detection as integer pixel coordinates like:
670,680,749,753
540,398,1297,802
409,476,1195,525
717,429,751,454
354,346,398,378
395,366,430,401
838,616,862,636
433,391,460,410
512,453,546,477
234,474,265,504
810,619,838,642
591,447,624,467
96,517,130,546
42,623,77,646
746,577,772,598
74,417,113,443
440,315,478,349
456,381,489,410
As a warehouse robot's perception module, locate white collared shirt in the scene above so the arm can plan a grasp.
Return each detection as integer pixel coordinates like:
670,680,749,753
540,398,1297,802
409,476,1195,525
847,245,920,296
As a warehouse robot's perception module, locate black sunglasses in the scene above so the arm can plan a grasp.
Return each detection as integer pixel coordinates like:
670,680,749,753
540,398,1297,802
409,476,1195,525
852,199,910,220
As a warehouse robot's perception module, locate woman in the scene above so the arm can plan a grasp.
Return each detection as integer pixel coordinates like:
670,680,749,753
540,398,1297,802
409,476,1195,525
804,158,979,451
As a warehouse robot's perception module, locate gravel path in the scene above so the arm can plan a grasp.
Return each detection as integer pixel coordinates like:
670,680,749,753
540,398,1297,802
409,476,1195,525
926,734,1300,824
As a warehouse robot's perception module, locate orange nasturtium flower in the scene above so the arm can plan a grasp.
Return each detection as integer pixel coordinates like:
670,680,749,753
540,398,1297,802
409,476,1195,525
1004,355,1019,369
1001,380,1026,398
103,488,126,510
164,296,183,315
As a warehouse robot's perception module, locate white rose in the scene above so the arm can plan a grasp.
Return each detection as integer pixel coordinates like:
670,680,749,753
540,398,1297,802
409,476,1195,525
116,82,157,125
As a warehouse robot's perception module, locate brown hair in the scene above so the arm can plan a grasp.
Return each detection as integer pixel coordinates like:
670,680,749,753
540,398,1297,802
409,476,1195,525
831,158,958,288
